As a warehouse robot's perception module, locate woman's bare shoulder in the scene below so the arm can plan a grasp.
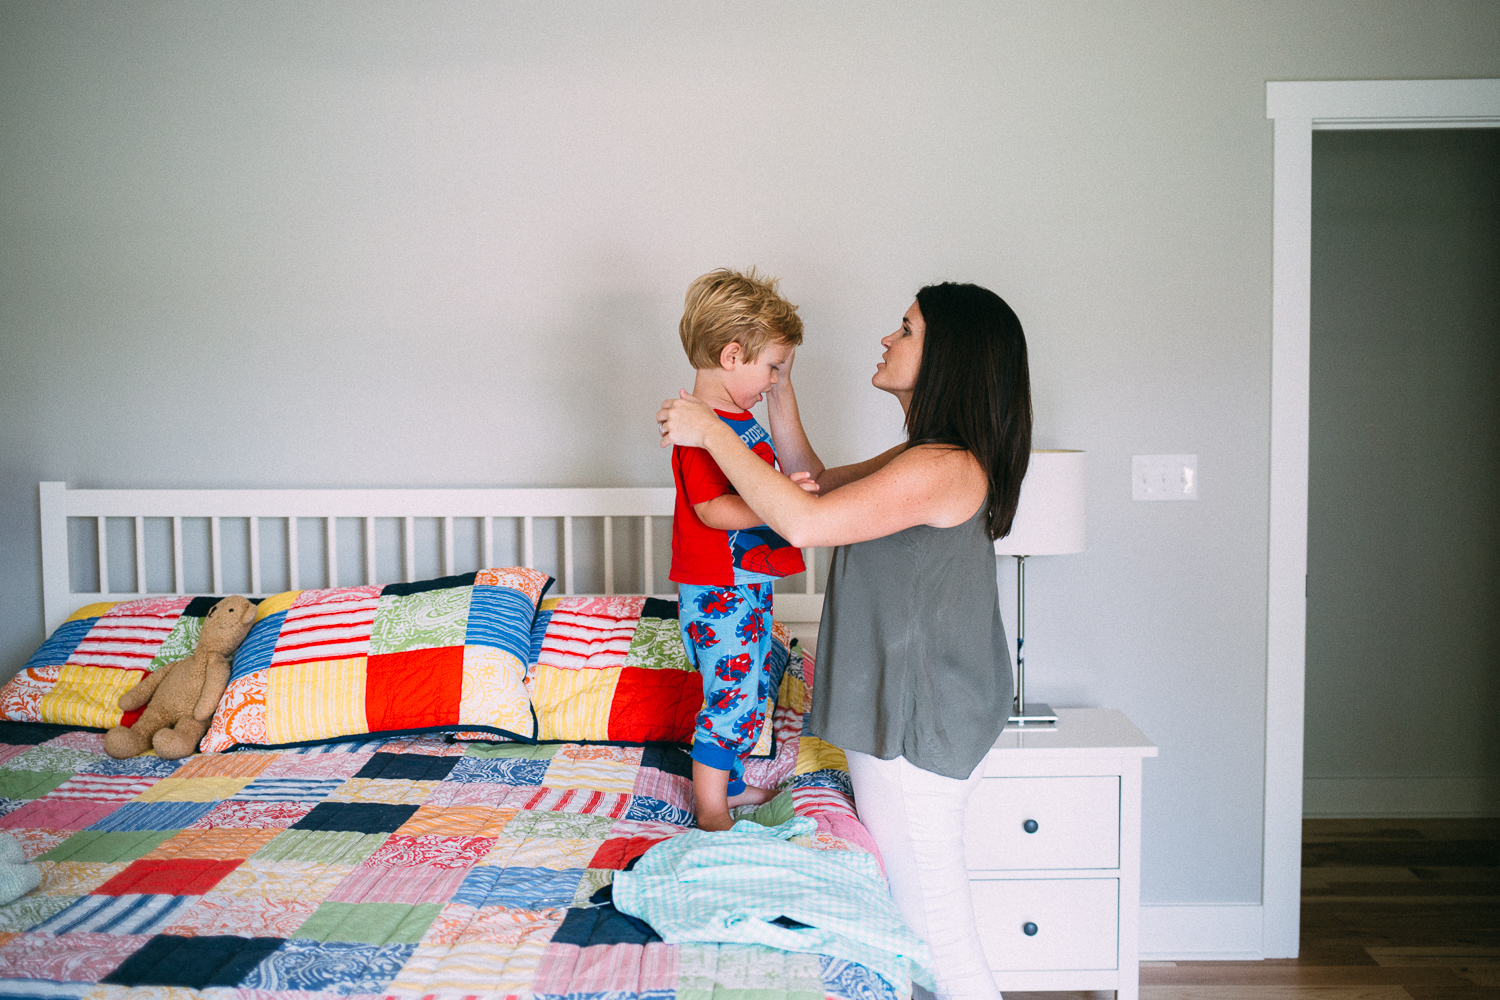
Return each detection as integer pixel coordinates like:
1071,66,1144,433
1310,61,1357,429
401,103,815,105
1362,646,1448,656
886,444,987,525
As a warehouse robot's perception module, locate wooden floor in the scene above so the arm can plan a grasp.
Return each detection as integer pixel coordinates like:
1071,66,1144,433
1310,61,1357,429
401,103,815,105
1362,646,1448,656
1005,818,1500,1000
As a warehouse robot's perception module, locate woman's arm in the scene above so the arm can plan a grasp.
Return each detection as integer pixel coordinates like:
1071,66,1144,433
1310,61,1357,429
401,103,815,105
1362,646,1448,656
814,441,907,493
763,356,824,483
659,392,985,549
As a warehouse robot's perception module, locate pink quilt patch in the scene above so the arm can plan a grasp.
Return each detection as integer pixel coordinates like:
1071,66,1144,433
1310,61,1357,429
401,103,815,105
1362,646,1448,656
0,931,149,981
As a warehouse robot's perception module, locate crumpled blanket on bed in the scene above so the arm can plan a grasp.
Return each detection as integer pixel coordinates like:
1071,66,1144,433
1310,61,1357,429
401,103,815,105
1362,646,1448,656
614,815,933,991
0,647,904,1000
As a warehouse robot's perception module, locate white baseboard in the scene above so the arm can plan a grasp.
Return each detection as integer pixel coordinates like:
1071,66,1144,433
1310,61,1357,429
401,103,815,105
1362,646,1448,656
1304,776,1500,817
1140,904,1263,961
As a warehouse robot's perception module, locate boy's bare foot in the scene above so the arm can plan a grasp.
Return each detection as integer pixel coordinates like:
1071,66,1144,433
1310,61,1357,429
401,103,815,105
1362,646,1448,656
726,783,776,808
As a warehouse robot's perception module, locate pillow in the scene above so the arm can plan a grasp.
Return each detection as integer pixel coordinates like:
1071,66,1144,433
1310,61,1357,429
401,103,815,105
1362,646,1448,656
199,567,551,752
515,595,792,752
0,595,259,730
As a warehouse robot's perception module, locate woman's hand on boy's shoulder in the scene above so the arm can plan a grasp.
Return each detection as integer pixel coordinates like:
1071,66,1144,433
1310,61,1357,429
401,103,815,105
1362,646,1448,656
657,390,723,450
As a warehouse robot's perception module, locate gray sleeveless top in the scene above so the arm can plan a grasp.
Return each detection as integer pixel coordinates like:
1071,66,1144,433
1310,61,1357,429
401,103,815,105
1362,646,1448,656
809,501,1012,780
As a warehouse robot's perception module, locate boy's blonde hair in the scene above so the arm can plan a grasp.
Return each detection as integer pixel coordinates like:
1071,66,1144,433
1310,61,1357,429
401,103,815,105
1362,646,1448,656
679,268,803,370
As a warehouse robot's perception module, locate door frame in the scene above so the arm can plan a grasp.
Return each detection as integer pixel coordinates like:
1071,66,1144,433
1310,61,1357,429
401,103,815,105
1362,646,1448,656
1261,78,1500,957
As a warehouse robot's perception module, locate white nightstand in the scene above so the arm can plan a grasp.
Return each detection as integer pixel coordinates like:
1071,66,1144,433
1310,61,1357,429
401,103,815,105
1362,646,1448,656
965,709,1157,999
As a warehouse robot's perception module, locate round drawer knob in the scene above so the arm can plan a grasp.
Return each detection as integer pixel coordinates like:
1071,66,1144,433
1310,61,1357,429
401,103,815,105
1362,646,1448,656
1023,819,1039,833
1023,922,1038,936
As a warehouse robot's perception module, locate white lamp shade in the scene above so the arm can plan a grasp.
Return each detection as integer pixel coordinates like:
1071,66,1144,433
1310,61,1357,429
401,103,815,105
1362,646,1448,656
993,450,1086,556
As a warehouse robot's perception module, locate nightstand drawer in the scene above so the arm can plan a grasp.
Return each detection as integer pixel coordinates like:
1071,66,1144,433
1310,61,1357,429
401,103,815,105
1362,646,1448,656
971,878,1119,971
964,776,1119,870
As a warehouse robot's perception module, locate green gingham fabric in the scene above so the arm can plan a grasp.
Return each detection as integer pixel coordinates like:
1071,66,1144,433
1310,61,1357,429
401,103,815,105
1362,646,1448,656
614,816,934,990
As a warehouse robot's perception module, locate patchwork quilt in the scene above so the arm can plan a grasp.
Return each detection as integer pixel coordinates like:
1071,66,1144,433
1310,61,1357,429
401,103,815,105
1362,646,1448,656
0,648,900,1000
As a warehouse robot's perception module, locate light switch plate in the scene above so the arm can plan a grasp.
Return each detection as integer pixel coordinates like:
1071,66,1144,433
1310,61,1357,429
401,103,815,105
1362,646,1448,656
1133,454,1198,501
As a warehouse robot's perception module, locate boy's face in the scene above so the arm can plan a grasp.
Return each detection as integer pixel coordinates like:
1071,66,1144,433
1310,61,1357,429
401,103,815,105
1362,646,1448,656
719,340,793,411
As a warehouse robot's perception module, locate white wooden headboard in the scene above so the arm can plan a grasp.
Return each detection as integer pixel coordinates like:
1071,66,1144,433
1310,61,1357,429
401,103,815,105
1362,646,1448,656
38,482,826,635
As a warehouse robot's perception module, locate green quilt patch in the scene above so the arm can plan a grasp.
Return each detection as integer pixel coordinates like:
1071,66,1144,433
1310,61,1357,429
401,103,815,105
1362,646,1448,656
295,900,442,945
149,615,203,671
624,616,693,671
254,829,388,865
369,586,472,655
39,829,178,863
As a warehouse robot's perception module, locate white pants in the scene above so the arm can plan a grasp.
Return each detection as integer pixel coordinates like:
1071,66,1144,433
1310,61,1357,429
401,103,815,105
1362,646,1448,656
845,750,1001,1000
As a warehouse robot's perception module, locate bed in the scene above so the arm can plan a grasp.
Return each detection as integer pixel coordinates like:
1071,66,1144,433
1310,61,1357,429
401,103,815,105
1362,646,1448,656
0,483,902,1000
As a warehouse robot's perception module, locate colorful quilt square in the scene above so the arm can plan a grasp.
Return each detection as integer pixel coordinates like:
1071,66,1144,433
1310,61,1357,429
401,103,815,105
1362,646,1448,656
0,796,121,831
365,646,464,732
624,613,695,671
188,798,316,830
39,829,179,864
487,836,602,870
368,585,472,656
264,657,370,744
37,893,196,936
326,862,469,905
231,776,348,801
6,744,104,775
622,797,694,828
503,810,618,842
86,800,215,832
606,666,700,744
81,755,184,778
161,894,320,939
329,777,439,806
35,860,128,896
355,752,460,782
389,938,552,996
396,803,517,838
272,585,381,667
133,775,254,802
631,764,692,811
101,933,284,989
464,584,540,664
533,939,680,995
638,744,694,779
38,772,160,801
214,858,354,901
36,665,146,730
459,644,534,737
252,829,388,866
15,618,94,675
0,930,150,983
542,747,642,795
6,827,70,860
294,900,443,945
140,827,279,861
230,608,284,681
422,902,566,947
452,865,584,909
239,938,416,993
92,857,242,896
516,786,632,820
446,755,549,786
0,894,76,933
259,749,372,780
822,956,900,1000
529,664,619,742
290,801,420,834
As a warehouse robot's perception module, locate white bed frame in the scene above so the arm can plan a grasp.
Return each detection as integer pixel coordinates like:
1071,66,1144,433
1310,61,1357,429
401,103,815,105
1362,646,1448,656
38,482,826,635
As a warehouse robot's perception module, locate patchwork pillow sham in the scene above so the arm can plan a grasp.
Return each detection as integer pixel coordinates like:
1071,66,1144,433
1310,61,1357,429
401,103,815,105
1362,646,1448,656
510,595,792,752
0,595,256,730
198,567,551,752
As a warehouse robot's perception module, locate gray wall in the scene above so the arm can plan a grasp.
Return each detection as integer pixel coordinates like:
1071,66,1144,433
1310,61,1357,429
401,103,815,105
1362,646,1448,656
1306,130,1500,816
3,1,1499,908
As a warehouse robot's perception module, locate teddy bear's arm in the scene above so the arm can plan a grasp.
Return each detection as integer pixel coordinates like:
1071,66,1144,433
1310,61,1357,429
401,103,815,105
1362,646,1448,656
193,652,231,723
119,659,176,712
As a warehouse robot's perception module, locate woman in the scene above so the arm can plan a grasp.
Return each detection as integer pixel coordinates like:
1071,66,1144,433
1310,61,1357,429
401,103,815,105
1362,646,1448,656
656,282,1031,1000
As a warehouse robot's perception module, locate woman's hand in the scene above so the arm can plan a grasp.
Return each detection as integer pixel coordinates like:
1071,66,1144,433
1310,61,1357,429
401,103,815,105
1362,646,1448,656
657,390,722,449
766,347,795,400
790,471,820,493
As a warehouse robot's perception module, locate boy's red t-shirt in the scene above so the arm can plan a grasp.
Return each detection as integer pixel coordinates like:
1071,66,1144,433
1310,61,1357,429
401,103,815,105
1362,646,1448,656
670,409,807,587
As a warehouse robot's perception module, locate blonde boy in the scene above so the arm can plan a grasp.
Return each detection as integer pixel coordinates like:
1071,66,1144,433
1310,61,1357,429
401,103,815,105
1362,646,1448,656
670,268,812,831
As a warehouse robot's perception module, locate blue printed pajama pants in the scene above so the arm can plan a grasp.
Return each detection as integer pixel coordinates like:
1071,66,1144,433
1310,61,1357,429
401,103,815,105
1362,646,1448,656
677,581,774,796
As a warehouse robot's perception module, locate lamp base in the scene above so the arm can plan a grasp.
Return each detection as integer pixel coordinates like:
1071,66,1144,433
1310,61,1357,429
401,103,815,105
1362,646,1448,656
1007,702,1059,728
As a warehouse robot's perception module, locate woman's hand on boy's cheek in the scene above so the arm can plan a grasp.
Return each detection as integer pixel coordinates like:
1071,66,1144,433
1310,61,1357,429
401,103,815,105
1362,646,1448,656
657,390,719,449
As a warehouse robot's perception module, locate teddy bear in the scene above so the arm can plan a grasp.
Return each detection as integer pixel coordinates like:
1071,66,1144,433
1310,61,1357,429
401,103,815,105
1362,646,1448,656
103,595,257,760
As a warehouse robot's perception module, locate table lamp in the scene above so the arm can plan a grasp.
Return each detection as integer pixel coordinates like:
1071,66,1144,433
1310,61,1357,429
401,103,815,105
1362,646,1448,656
994,449,1086,726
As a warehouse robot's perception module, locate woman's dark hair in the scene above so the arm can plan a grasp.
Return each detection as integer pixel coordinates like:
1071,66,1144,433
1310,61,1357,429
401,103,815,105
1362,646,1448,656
908,282,1033,540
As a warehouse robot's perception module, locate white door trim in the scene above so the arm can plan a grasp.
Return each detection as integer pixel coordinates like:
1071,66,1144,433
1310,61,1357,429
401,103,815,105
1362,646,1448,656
1261,78,1500,958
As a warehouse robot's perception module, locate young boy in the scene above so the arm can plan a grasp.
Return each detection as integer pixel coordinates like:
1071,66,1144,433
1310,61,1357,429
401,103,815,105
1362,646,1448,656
670,268,814,831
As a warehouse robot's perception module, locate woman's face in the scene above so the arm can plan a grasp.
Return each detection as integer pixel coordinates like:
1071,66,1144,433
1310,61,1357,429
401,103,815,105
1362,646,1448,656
873,300,924,398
